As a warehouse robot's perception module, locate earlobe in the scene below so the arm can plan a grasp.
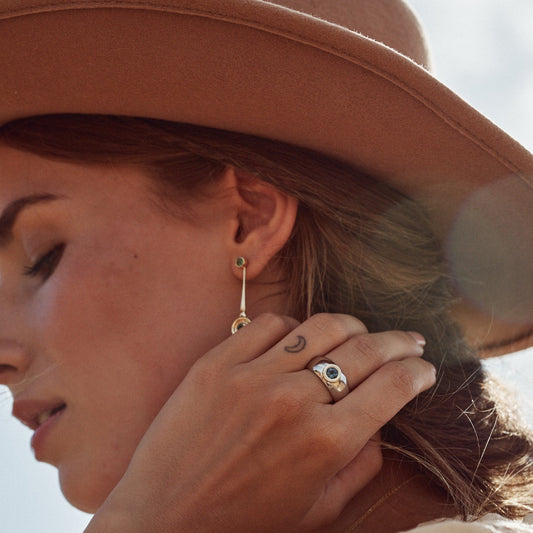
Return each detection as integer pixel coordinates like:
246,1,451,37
230,168,298,279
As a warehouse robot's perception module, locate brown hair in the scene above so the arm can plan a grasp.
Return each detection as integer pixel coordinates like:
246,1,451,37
1,114,532,520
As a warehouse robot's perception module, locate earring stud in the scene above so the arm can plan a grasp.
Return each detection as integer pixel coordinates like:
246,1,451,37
231,257,251,334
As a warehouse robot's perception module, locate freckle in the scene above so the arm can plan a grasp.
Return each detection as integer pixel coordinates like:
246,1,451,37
133,253,138,259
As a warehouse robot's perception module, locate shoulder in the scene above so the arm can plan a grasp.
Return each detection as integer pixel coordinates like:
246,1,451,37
400,514,533,533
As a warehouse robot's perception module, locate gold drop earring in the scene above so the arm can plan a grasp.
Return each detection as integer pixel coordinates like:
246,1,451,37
231,257,252,334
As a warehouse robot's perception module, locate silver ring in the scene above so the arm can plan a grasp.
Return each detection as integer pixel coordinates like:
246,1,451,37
307,357,349,402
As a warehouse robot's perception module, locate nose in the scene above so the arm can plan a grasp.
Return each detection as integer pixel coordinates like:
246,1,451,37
0,272,32,386
0,340,31,386
0,269,33,387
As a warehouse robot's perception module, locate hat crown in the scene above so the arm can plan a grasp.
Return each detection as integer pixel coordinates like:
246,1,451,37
267,0,431,68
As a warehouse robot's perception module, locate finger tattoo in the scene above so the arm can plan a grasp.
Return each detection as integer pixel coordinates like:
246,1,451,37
284,335,307,353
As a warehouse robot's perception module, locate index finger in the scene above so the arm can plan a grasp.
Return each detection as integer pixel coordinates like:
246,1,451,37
200,313,300,367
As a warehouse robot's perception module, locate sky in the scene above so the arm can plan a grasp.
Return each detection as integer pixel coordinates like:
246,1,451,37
1,2,532,532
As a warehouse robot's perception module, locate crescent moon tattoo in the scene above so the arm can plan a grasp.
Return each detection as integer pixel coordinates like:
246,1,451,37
284,335,307,353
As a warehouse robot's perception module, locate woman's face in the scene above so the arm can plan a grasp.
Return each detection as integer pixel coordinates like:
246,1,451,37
0,145,249,511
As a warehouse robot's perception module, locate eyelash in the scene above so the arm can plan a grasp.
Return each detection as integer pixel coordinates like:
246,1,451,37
23,244,65,281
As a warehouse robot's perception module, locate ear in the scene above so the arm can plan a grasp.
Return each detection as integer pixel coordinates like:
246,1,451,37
227,167,298,280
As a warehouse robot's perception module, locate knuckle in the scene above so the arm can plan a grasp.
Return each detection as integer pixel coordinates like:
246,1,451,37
350,316,368,334
398,330,417,345
307,313,350,340
263,381,305,422
254,313,293,335
359,404,390,427
187,357,221,389
328,426,350,455
189,359,253,396
308,420,346,455
387,361,417,398
351,335,383,364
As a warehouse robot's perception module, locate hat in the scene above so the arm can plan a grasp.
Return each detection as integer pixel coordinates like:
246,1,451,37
1,0,531,356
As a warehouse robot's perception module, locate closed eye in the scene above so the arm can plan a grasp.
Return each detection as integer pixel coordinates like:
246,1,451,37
23,244,65,281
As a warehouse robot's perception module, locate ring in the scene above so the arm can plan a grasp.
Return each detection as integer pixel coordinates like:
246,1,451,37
307,356,349,402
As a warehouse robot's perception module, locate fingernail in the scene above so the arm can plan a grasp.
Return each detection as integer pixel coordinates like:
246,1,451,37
407,331,426,347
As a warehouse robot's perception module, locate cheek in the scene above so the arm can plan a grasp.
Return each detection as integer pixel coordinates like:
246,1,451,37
30,252,192,509
33,243,192,387
30,223,236,388
26,230,236,510
34,250,142,355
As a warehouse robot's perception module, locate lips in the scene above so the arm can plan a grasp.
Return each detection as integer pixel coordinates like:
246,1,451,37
36,404,66,426
12,399,67,430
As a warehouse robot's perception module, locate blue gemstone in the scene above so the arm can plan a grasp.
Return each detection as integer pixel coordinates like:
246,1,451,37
326,367,339,379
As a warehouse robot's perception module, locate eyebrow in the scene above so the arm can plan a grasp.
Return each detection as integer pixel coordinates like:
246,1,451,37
0,194,61,247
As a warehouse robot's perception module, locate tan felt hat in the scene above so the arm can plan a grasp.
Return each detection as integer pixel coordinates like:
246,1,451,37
0,0,531,356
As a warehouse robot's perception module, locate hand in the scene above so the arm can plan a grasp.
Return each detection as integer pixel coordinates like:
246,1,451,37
85,313,435,533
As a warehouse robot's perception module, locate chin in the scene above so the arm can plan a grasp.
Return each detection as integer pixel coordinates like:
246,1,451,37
59,462,124,513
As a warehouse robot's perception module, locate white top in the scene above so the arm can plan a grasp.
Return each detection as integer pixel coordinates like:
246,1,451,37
401,514,533,532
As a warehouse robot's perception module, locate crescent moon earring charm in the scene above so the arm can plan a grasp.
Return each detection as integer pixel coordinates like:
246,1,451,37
231,257,252,334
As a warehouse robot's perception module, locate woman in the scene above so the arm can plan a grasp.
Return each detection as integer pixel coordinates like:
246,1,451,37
0,1,532,532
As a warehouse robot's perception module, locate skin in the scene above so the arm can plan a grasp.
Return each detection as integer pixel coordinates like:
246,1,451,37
0,145,438,531
0,144,275,510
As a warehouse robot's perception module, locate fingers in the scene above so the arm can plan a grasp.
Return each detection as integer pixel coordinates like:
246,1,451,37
201,313,300,366
229,313,431,411
326,330,425,388
205,312,367,368
295,358,435,485
116,312,435,533
262,313,369,372
201,312,434,432
306,330,426,403
286,329,426,404
335,357,436,436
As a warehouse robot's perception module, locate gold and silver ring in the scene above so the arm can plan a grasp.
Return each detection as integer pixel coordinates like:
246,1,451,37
307,357,349,402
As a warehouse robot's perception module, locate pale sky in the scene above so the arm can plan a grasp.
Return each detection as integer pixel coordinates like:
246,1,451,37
1,2,532,532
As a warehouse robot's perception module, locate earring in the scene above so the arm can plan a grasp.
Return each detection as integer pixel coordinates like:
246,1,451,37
231,257,252,334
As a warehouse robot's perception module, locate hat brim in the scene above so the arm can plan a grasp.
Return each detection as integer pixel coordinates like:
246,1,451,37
1,0,532,355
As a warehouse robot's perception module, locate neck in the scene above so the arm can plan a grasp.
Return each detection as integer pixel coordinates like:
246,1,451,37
315,452,455,533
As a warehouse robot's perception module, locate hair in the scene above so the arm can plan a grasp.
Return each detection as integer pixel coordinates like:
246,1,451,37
1,114,532,520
